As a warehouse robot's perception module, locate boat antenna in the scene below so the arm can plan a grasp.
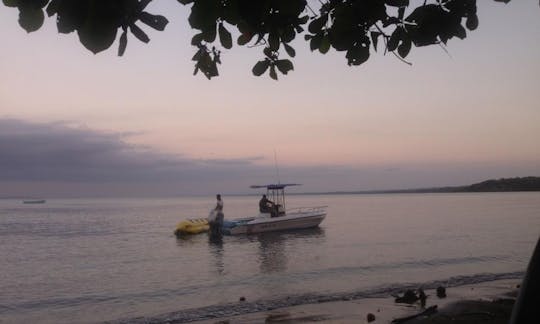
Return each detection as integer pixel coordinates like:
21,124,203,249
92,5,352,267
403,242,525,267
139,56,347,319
273,149,280,184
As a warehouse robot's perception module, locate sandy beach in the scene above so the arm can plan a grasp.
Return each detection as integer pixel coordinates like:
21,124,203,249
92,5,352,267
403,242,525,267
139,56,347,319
189,279,520,324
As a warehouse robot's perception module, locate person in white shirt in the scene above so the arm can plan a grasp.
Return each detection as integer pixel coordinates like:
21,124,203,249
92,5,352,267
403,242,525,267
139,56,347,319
209,194,224,237
215,194,223,212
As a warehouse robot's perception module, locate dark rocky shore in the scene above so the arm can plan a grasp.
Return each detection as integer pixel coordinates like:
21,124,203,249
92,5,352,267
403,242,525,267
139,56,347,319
110,275,522,324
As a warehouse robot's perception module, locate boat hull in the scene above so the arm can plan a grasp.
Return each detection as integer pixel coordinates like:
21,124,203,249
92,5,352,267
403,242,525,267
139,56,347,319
225,212,325,235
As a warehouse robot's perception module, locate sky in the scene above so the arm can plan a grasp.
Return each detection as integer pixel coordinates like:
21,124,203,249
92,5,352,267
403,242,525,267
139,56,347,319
1,1,539,197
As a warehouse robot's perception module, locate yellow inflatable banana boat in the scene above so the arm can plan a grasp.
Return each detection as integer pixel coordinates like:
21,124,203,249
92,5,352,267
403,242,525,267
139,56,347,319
174,218,209,236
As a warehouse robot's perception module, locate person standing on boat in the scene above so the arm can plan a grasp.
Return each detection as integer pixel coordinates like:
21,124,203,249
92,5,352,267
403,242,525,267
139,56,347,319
259,194,276,217
209,194,224,237
215,194,223,212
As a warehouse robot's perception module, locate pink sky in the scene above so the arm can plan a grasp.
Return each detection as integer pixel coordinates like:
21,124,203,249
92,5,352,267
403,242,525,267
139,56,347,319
0,1,539,196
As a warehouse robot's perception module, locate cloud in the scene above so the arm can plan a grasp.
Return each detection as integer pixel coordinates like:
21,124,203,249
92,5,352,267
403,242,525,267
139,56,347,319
1,118,538,197
0,118,263,185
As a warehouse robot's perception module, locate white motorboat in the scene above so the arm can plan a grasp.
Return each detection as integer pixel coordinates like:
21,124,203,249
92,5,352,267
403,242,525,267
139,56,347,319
222,184,327,235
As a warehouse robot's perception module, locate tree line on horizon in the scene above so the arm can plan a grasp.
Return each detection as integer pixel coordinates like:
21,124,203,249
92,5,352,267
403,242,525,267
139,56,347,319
314,177,540,195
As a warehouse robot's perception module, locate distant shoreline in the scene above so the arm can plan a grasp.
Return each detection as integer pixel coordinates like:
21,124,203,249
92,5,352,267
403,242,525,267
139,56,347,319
1,177,538,199
301,176,540,196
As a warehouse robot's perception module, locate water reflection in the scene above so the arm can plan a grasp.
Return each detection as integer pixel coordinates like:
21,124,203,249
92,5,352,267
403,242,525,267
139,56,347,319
256,228,325,273
175,232,206,246
208,235,225,275
175,228,326,276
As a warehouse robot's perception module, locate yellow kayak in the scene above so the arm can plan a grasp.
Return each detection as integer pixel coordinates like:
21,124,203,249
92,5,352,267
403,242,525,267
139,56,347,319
174,218,209,236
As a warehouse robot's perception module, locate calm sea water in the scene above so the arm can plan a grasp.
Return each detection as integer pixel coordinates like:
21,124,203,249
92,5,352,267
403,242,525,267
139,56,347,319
0,193,539,323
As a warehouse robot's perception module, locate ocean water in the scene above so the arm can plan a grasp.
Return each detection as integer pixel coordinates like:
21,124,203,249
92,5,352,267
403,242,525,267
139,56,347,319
0,192,539,323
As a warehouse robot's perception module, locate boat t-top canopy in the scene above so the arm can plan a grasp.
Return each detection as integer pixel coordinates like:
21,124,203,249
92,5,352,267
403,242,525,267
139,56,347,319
250,184,301,190
250,184,301,212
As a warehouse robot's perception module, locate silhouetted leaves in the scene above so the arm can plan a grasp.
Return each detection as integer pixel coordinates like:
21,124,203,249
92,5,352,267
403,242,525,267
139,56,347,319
118,30,127,56
130,24,149,43
319,35,330,54
18,6,44,32
385,0,410,6
218,23,232,49
269,65,278,80
466,14,479,30
388,27,403,52
283,43,296,57
268,32,280,51
192,45,220,79
2,0,516,79
275,59,293,75
397,37,411,58
139,12,168,31
252,60,270,76
237,32,254,45
308,15,326,34
3,0,18,8
370,32,381,52
346,44,370,66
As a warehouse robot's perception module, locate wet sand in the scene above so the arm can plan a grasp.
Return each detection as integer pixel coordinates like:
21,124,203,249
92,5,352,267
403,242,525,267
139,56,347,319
191,279,520,324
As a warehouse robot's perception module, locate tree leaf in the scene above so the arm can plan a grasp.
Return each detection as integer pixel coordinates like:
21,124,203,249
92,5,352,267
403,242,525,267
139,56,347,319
118,30,127,56
319,35,330,54
281,27,295,43
238,32,253,45
370,31,381,52
398,7,405,20
139,12,168,31
308,16,326,34
263,47,272,58
130,23,150,43
78,21,118,54
138,0,152,11
268,32,280,51
397,37,411,58
346,45,370,66
218,23,232,49
191,33,204,45
202,24,217,42
283,42,296,57
310,34,322,52
19,8,44,33
269,65,278,80
453,24,466,39
252,60,269,76
385,0,409,7
3,0,18,7
275,59,294,74
46,0,60,17
387,27,402,51
192,48,204,61
466,14,478,31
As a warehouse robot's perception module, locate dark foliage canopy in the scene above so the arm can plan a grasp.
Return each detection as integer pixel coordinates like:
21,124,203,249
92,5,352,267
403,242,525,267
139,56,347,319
3,0,514,79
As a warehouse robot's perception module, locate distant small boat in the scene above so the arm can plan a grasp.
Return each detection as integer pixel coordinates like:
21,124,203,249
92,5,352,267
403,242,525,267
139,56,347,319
22,199,46,204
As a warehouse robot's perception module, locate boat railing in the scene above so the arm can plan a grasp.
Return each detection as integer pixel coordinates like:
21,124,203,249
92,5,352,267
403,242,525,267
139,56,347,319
287,205,328,214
